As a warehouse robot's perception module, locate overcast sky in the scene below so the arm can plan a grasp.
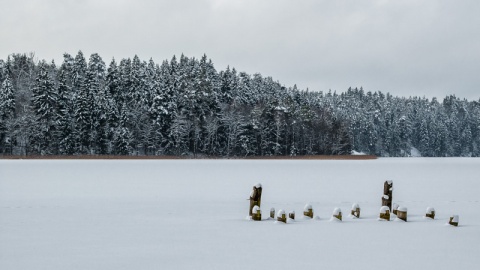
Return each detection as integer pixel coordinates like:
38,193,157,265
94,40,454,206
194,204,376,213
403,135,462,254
1,0,479,100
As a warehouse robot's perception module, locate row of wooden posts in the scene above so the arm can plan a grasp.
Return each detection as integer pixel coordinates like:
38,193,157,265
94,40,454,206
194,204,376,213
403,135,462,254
248,181,459,226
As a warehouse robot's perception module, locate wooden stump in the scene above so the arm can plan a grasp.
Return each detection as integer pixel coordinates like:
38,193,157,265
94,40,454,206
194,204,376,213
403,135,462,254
270,208,275,219
333,207,342,221
381,180,393,210
252,205,261,221
277,209,286,223
425,207,435,219
392,203,399,215
397,207,407,222
289,211,295,220
351,203,360,218
303,204,313,218
449,215,459,227
379,206,390,221
248,183,262,216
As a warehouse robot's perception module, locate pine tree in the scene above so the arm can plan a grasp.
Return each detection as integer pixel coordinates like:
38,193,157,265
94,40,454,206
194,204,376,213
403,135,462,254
31,61,58,154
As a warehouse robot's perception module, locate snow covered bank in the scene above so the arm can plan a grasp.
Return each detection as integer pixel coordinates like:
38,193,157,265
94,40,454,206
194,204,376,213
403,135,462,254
1,158,479,270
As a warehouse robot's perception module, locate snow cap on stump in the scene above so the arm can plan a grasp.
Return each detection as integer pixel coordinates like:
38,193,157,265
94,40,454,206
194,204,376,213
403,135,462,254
332,207,342,221
277,209,286,223
255,183,262,188
426,207,435,219
379,206,390,221
449,215,459,227
270,207,275,219
252,205,261,221
303,204,313,218
392,203,399,214
351,203,360,218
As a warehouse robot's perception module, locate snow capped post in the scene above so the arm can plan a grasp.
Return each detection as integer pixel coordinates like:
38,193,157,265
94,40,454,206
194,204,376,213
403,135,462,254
397,206,407,222
252,206,261,221
248,183,262,217
303,204,313,218
449,215,459,227
277,209,286,223
351,203,360,218
392,203,399,215
379,206,390,221
270,208,275,219
425,207,435,219
289,211,295,220
332,208,342,221
382,180,393,210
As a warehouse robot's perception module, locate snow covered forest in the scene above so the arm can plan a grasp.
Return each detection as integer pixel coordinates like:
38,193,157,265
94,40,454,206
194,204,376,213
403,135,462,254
0,52,479,157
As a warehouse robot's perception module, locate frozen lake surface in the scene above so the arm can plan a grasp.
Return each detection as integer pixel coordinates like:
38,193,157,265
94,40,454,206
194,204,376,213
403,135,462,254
1,158,479,269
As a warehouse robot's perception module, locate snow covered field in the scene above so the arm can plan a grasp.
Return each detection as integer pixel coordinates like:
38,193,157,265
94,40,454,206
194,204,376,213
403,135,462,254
1,158,479,270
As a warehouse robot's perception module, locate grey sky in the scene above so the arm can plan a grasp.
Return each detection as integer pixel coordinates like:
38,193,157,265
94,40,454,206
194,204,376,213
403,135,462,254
1,0,479,100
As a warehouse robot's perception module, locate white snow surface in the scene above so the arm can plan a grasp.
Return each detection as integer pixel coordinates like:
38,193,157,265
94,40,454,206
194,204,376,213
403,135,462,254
304,203,312,210
351,203,359,210
426,207,435,214
398,206,408,212
380,206,390,213
1,158,480,270
333,207,342,215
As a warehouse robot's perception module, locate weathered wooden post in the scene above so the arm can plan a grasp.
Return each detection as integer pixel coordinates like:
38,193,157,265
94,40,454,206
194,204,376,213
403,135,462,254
392,203,399,215
379,206,390,221
397,206,407,221
425,207,435,219
351,203,360,218
381,180,393,210
252,205,262,221
303,204,313,218
248,183,262,216
277,209,286,223
289,211,295,220
332,208,342,221
449,215,459,227
270,208,275,219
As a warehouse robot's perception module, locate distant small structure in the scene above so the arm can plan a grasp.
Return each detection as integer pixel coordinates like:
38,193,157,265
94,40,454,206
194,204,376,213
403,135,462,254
252,206,261,221
379,206,390,221
425,207,435,219
351,203,360,218
277,209,286,223
449,215,459,227
303,204,313,218
249,183,262,216
289,211,295,220
382,181,393,210
333,207,342,221
397,206,407,222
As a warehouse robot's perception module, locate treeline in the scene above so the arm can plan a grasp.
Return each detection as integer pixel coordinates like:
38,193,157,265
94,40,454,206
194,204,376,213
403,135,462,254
0,53,351,157
0,53,479,157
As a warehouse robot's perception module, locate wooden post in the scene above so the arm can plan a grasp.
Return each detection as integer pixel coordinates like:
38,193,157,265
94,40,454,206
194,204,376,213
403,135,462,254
449,215,459,227
425,207,435,219
392,203,399,215
252,206,262,221
351,203,360,218
303,204,313,218
397,206,407,221
381,180,393,210
379,206,390,221
270,208,275,219
289,211,295,220
333,207,342,221
277,209,286,223
249,183,262,216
